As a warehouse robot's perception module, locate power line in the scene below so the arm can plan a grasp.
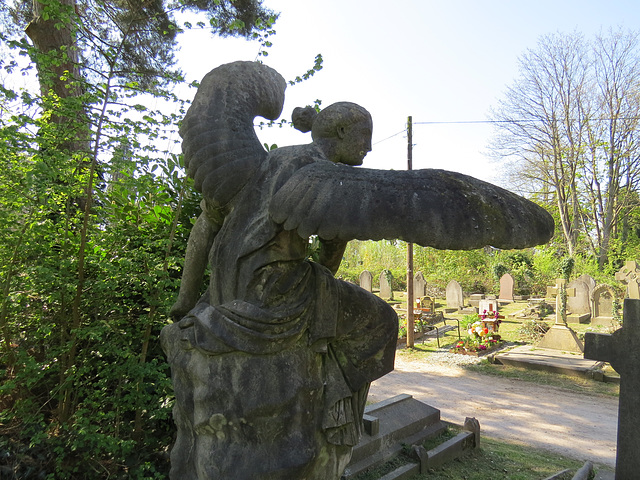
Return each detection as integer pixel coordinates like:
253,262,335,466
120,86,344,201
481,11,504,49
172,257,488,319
373,129,406,146
371,116,640,146
414,117,640,125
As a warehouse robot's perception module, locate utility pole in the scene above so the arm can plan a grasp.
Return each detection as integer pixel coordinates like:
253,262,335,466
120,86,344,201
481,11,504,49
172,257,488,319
406,116,414,348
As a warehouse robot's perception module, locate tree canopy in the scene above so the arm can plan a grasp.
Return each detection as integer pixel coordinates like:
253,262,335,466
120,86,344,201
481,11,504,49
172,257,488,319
491,28,640,271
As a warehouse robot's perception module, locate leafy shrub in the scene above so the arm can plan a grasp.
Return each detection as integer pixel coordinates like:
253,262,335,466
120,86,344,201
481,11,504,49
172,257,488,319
518,320,551,343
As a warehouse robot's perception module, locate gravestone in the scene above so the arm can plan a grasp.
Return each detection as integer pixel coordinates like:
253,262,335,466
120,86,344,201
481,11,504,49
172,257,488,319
615,261,640,299
499,273,515,301
414,272,427,297
446,280,464,310
577,273,597,296
591,284,617,327
359,270,373,293
161,60,555,480
379,270,394,300
566,278,591,324
585,299,640,480
468,293,484,308
538,278,583,353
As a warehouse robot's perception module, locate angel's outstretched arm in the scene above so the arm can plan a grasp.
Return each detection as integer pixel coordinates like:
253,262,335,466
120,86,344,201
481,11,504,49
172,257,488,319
170,211,221,320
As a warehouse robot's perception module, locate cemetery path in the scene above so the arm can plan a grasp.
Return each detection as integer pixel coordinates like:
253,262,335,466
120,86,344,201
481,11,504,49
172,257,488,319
368,356,618,468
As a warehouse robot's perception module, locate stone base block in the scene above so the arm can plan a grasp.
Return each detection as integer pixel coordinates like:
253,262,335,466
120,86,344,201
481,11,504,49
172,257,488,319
538,324,584,353
566,313,590,324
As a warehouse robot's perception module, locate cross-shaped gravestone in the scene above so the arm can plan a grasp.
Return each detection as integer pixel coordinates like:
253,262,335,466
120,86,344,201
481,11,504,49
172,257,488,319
546,278,576,325
539,278,582,352
615,260,640,300
584,299,640,480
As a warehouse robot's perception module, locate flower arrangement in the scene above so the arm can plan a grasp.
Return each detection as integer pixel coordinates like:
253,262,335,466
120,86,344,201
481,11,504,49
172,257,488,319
450,310,504,355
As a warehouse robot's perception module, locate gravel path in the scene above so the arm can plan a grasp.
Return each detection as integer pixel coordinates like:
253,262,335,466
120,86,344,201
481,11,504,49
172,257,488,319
368,348,618,468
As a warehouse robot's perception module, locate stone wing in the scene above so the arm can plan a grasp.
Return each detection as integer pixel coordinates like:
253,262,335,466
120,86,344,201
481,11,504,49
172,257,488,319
269,161,554,250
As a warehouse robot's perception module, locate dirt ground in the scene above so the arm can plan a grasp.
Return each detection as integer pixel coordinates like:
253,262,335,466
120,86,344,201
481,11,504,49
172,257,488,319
368,355,618,468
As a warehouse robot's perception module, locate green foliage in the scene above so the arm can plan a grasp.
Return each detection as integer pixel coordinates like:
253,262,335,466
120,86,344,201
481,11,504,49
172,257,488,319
559,256,575,280
492,263,508,281
0,0,326,475
338,240,407,290
0,9,204,477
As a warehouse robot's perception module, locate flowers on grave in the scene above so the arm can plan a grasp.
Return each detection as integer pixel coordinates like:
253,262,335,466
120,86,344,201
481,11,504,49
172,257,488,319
451,311,504,355
468,321,489,337
479,309,502,327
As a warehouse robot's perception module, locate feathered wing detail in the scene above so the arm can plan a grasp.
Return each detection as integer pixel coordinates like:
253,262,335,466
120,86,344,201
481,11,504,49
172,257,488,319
270,162,554,250
180,61,287,208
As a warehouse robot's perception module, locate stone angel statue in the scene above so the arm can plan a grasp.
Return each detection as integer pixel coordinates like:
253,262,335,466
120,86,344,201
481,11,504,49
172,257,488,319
161,61,554,480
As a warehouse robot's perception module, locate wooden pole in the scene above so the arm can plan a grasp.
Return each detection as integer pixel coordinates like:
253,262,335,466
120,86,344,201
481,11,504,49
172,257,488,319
406,116,414,348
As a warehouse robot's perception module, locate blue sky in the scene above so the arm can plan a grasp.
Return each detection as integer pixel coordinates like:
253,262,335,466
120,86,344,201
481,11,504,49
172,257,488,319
176,0,640,184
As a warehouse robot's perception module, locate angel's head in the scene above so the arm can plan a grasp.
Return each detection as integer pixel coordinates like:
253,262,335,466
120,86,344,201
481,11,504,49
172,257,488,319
293,102,373,166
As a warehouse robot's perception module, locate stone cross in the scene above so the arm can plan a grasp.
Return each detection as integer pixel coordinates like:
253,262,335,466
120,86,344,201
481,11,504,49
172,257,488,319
584,299,640,480
547,278,576,325
615,260,640,299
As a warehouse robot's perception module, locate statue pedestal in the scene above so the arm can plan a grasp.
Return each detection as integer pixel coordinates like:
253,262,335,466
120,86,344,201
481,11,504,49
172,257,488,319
538,324,584,353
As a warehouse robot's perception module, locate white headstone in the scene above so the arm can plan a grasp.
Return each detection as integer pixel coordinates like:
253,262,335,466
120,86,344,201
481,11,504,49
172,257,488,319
379,271,393,300
414,272,427,297
359,270,373,293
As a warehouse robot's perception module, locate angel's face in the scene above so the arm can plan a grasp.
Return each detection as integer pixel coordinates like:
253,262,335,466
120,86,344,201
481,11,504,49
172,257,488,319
335,118,373,166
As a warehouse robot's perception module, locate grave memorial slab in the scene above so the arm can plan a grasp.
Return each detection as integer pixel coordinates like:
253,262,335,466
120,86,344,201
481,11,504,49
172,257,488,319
591,284,618,327
414,272,427,297
585,299,640,480
161,61,555,479
478,298,497,315
566,278,591,324
469,293,484,308
379,270,394,300
359,270,373,293
499,273,515,301
446,280,464,310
